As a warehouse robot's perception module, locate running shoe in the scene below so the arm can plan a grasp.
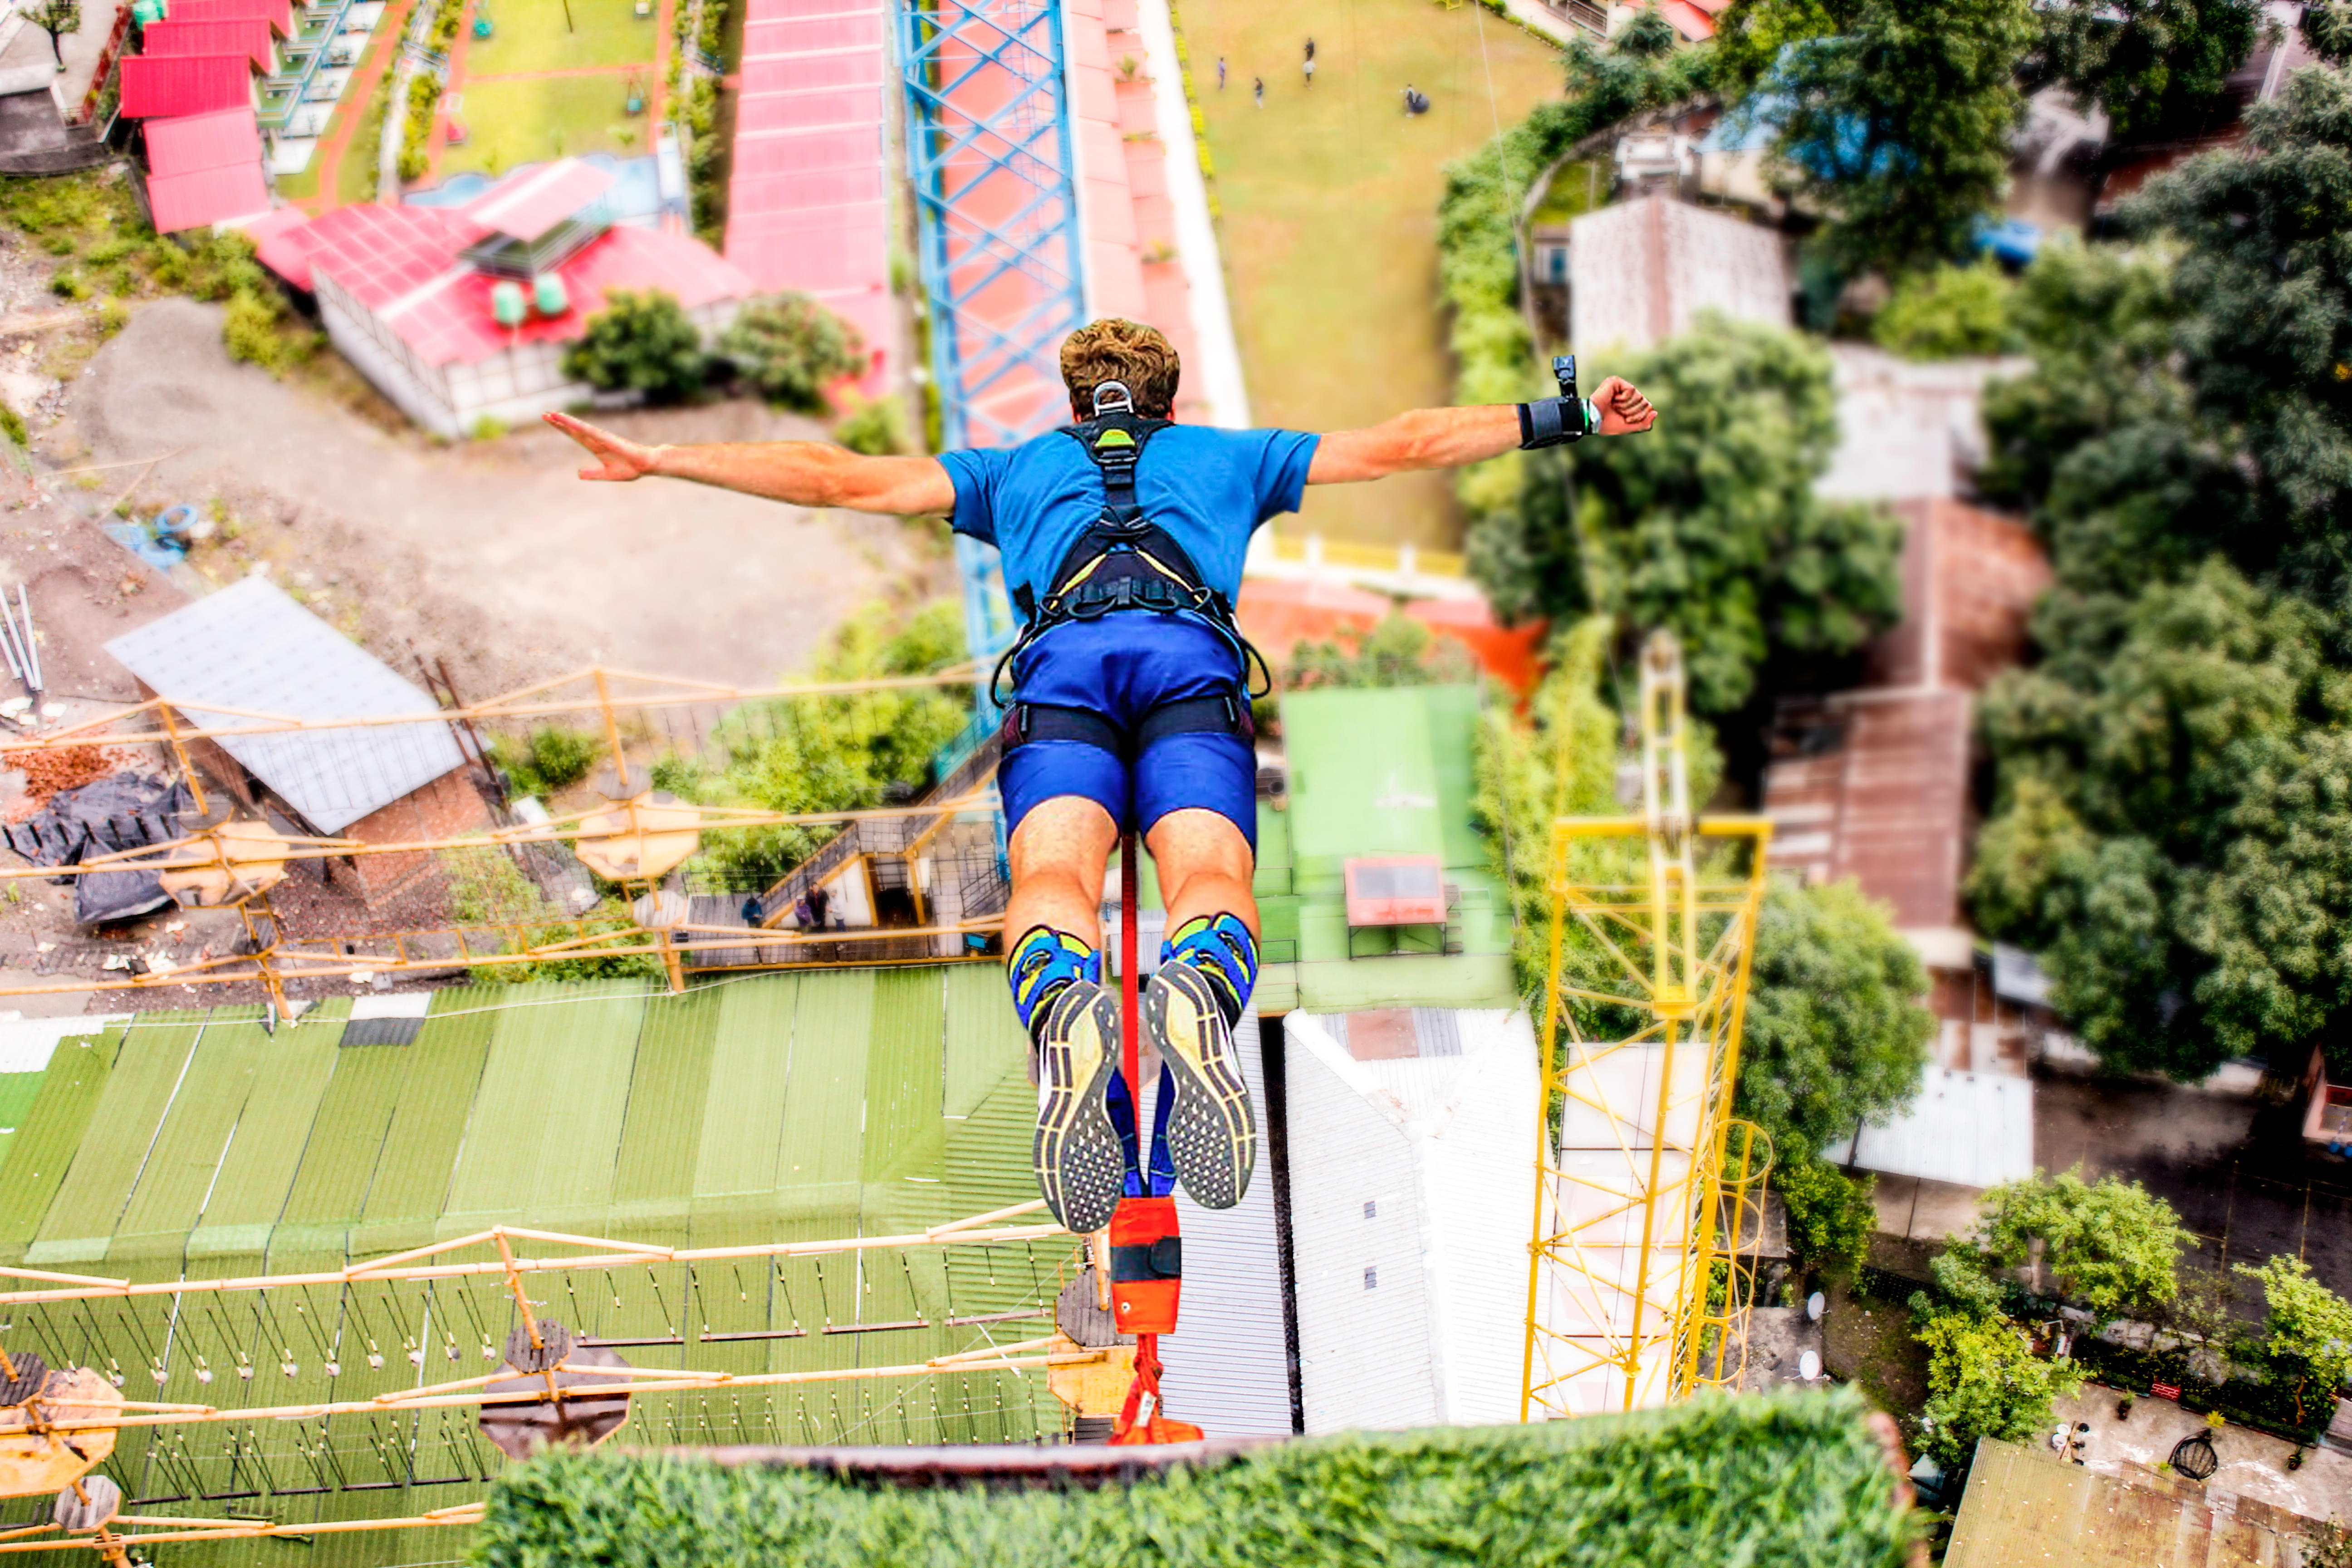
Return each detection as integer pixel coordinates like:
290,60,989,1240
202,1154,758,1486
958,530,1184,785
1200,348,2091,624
1142,964,1256,1209
1031,980,1127,1234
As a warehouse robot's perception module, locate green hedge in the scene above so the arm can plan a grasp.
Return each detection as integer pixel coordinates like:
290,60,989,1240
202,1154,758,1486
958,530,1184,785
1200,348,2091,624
473,1390,1913,1568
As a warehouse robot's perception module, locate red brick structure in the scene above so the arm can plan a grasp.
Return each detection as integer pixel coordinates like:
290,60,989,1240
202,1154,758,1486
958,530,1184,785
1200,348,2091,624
1762,499,2052,1071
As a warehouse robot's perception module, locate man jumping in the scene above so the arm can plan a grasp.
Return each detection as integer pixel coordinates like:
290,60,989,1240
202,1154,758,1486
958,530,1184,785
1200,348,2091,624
547,319,1655,1235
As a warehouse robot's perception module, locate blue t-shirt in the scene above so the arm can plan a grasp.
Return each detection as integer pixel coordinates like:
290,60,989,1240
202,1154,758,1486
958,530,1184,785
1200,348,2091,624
939,424,1320,612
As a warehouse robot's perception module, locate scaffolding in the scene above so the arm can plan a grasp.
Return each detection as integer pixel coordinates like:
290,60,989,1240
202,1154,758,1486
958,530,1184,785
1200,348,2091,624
1520,634,1774,1419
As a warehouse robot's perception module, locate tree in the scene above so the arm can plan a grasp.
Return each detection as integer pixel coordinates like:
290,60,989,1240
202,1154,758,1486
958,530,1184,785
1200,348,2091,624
1774,1152,1877,1277
1737,879,1935,1162
2235,1255,2352,1427
717,294,866,414
1968,561,2352,1078
1913,1310,2084,1465
562,289,708,403
1475,318,1904,716
1282,613,1479,693
1872,260,2019,359
1970,1169,2192,1326
2035,0,2262,142
23,0,78,68
1734,0,2034,277
652,602,970,882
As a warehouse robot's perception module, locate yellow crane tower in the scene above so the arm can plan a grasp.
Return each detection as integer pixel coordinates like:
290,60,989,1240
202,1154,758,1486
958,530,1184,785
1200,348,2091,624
1520,632,1775,1419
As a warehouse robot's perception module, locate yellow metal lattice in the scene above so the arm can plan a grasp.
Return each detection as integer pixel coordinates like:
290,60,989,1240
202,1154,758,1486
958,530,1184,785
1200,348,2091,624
1519,634,1774,1419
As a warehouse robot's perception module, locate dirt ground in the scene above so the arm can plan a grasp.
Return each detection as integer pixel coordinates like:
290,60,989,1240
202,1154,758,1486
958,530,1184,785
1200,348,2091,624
36,297,954,702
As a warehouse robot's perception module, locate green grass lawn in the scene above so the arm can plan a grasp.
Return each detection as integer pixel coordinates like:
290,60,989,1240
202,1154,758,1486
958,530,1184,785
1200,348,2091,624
463,0,659,75
441,73,657,175
1182,0,1567,549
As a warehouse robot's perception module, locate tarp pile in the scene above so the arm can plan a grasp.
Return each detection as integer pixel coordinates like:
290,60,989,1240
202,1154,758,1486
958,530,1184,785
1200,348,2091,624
1,774,197,923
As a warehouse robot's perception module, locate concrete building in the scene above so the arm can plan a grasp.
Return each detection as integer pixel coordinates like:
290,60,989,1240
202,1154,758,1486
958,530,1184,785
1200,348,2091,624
104,577,493,907
1567,191,1790,353
254,159,755,439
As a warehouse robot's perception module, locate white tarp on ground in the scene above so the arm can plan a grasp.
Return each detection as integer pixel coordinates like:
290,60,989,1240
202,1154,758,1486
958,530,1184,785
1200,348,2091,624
1282,1008,1539,1432
0,1013,122,1074
1835,1064,2036,1189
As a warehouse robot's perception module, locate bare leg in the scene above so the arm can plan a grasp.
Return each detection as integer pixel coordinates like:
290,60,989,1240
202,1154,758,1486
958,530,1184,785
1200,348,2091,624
1144,807,1256,937
1005,795,1119,947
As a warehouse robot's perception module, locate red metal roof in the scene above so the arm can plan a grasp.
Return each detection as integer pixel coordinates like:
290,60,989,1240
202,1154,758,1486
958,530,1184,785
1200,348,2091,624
245,204,319,288
456,157,614,241
161,0,293,37
142,105,261,176
142,17,274,70
118,54,255,119
280,202,484,306
146,161,271,233
723,0,889,369
1660,0,1715,37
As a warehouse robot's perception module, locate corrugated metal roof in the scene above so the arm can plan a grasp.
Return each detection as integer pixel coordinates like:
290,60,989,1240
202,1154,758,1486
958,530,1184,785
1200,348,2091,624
142,19,275,71
1283,1009,1539,1431
456,156,613,241
165,0,293,36
118,54,255,119
146,161,271,234
1152,1004,1295,1437
104,576,468,834
142,104,263,174
1841,1065,2035,1189
722,0,890,368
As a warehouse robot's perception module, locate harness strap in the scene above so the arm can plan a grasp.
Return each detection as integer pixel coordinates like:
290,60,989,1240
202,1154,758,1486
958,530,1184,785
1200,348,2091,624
1003,692,1252,760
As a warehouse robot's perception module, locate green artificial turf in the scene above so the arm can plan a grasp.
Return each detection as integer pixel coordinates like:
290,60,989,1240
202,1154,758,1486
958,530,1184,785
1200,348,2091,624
441,73,657,176
463,0,660,75
475,1389,1915,1568
1181,0,1565,550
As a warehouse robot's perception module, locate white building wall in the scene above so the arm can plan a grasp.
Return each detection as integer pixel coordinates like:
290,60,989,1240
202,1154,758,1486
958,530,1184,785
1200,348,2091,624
1568,194,1790,355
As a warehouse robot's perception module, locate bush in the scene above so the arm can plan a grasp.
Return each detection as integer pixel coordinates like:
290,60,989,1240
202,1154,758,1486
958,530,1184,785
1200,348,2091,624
48,268,84,299
564,289,710,402
474,1389,1918,1568
718,293,866,413
833,392,911,455
0,402,26,447
496,725,604,799
1282,612,1478,691
1913,1310,2083,1466
222,288,313,377
441,845,662,985
1872,261,2019,359
397,72,439,184
1775,1152,1877,1278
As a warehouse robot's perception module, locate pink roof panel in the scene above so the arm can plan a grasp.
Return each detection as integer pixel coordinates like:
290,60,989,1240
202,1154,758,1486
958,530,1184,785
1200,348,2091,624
456,158,616,241
143,106,261,176
142,18,275,70
146,161,271,233
163,0,294,37
118,54,255,119
298,203,483,307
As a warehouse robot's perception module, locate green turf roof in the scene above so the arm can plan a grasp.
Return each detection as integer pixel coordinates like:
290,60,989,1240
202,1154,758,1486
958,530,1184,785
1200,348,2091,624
1254,684,1520,1014
0,972,1070,1563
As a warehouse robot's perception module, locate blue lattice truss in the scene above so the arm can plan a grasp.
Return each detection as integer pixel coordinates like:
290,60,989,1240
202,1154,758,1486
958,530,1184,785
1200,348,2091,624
900,0,1088,688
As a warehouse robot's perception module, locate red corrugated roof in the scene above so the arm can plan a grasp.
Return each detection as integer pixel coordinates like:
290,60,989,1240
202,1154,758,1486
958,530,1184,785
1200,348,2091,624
142,17,275,70
146,161,271,233
118,54,255,119
162,0,293,37
1660,0,1715,37
245,204,318,288
143,105,261,176
723,0,888,367
456,157,614,241
382,223,754,365
290,202,485,306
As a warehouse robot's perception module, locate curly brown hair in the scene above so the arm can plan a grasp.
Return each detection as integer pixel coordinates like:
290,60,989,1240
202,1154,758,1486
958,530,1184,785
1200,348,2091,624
1059,318,1181,420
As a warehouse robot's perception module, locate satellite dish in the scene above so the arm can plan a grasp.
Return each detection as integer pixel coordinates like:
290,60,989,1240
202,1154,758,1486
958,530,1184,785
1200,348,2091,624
1806,1290,1825,1321
1798,1349,1822,1380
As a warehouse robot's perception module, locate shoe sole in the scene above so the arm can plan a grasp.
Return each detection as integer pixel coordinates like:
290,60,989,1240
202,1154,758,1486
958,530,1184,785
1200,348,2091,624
1145,965,1256,1209
1032,982,1127,1235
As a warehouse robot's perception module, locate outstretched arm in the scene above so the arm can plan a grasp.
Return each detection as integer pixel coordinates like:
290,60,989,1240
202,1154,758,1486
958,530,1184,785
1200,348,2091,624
545,412,957,515
1306,374,1655,485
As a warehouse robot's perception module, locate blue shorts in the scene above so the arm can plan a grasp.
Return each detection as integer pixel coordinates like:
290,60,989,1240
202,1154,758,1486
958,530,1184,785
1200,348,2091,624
999,615,1259,851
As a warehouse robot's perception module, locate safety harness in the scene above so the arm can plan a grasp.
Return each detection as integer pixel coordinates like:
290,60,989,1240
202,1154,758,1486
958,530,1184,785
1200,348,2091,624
994,381,1269,762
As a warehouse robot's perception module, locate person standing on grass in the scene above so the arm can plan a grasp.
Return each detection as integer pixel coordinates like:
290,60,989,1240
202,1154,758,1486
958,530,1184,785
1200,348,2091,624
1303,54,1314,88
546,319,1656,1235
1216,55,1225,88
1252,75,1263,106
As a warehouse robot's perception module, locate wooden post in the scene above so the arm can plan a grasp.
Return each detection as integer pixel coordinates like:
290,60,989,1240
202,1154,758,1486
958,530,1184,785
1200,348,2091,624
157,703,206,817
593,667,628,794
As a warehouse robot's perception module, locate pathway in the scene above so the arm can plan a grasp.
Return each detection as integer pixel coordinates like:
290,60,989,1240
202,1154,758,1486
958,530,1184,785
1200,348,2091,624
304,0,418,213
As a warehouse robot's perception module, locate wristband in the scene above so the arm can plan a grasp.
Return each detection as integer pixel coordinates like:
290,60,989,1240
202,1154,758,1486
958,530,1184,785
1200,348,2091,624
1517,397,1599,450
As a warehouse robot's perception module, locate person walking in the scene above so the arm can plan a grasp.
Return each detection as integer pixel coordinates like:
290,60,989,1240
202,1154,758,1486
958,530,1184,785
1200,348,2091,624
740,893,762,928
1216,55,1225,88
793,894,814,931
808,883,831,930
1303,55,1314,88
1252,75,1263,107
1303,36,1314,61
549,320,1656,1235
